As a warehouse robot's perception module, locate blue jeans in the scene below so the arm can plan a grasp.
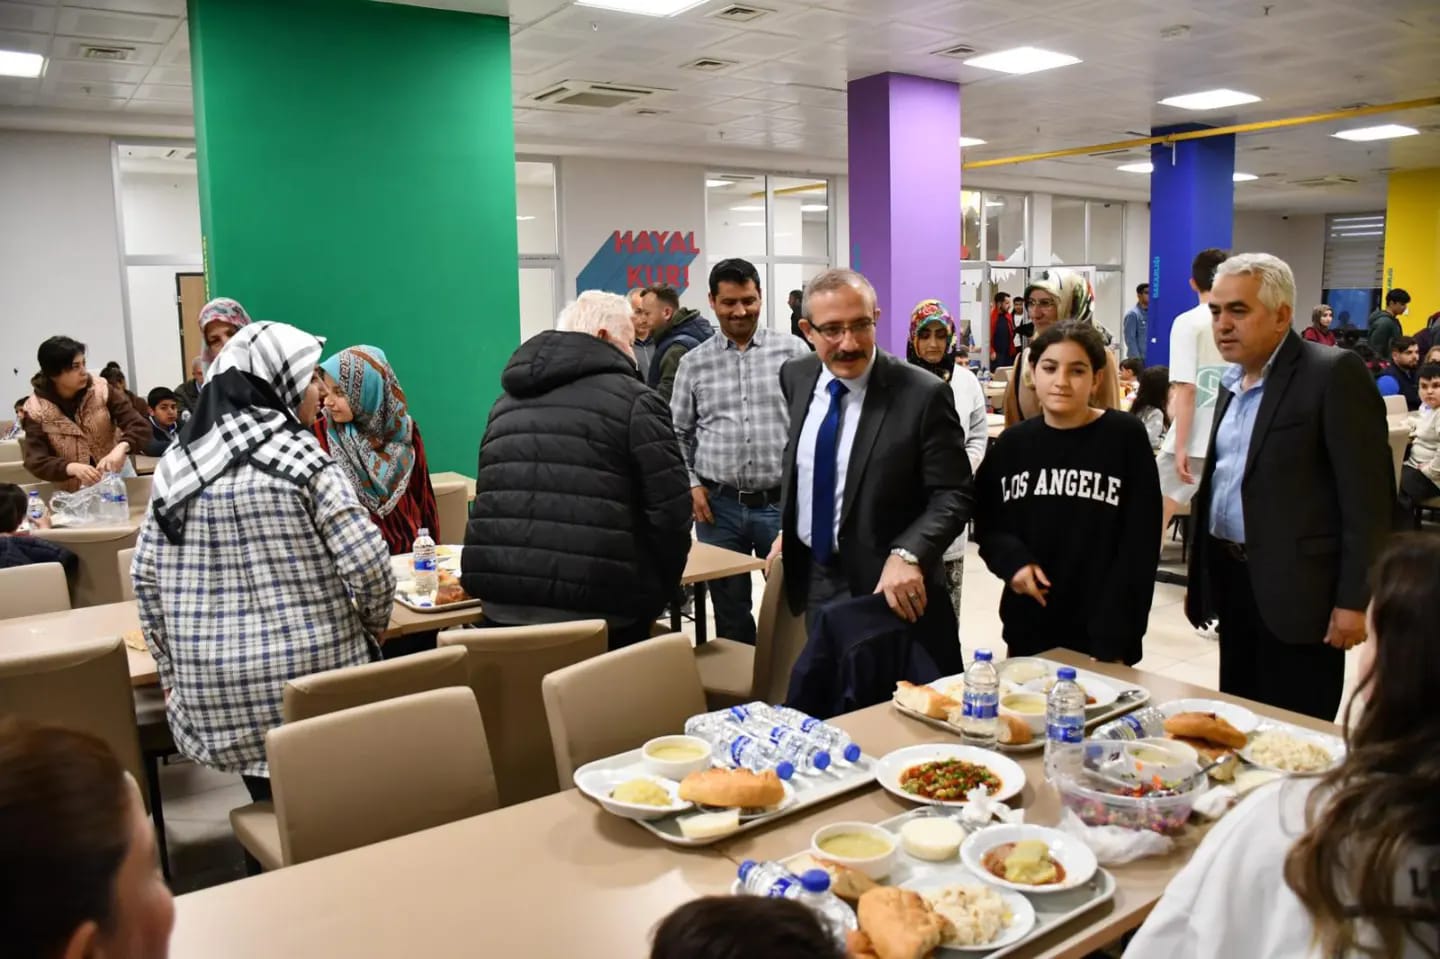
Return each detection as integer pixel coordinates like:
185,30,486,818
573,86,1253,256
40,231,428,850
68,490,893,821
697,493,782,646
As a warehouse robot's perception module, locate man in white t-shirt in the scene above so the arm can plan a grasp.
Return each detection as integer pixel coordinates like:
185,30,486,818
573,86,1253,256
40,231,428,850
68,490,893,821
1158,248,1231,538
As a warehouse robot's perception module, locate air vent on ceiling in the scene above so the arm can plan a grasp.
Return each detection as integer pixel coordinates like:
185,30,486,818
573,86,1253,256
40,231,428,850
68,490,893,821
163,148,196,161
1245,144,1272,152
932,43,977,59
81,45,136,61
528,80,667,110
1290,175,1360,188
1159,24,1190,40
706,4,774,23
681,57,738,72
635,108,668,116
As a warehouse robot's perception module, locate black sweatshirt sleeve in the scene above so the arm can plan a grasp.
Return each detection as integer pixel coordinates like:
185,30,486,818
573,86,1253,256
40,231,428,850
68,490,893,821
974,431,1037,587
1088,421,1163,664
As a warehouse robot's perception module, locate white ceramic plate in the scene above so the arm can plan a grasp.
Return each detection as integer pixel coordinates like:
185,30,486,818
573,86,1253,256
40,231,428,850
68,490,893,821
1238,724,1346,775
996,657,1052,685
1158,698,1260,735
960,824,1098,894
574,769,691,821
1020,674,1120,709
875,744,1026,806
903,880,1037,952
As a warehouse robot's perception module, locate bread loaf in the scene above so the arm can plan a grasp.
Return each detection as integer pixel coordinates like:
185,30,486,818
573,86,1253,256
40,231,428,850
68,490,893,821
997,714,1033,746
677,767,785,808
856,887,948,959
894,681,958,719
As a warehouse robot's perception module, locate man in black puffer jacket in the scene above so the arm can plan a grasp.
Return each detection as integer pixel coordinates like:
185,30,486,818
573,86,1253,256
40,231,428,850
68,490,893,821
461,291,693,649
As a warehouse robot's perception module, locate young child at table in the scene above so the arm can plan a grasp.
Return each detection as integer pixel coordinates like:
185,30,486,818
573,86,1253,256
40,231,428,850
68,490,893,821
1399,363,1440,512
1118,356,1143,405
0,483,76,574
974,322,1161,665
651,897,842,959
1128,365,1171,450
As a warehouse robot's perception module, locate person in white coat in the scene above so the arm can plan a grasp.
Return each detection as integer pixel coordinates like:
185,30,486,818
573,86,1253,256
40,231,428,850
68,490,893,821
1126,533,1440,959
905,300,988,635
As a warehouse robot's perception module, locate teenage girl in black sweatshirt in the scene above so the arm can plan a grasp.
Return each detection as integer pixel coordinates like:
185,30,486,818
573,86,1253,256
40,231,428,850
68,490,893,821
975,322,1162,665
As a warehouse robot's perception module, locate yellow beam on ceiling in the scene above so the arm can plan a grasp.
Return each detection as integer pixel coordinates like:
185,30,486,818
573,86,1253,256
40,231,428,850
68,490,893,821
962,96,1440,170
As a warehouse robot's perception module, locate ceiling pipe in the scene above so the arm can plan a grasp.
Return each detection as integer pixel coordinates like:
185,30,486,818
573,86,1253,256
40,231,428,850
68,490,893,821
962,96,1440,170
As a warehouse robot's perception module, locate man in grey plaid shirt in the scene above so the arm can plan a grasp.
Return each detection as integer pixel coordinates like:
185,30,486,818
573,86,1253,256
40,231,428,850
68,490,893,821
671,258,809,644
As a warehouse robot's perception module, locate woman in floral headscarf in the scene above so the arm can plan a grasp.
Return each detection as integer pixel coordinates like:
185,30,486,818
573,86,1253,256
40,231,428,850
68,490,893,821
1002,269,1121,427
199,297,254,366
907,300,988,634
315,346,439,556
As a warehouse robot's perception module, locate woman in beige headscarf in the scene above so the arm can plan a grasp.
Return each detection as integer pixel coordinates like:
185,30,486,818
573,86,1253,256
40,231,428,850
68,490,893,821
1002,269,1121,426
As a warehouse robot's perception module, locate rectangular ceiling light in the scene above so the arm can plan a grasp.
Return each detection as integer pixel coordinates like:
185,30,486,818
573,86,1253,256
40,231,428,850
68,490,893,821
729,204,763,212
800,204,827,212
705,179,731,188
576,0,706,15
0,50,44,79
1117,162,1154,174
1232,172,1258,182
963,47,1080,75
958,136,987,147
1159,88,1260,111
1332,124,1419,142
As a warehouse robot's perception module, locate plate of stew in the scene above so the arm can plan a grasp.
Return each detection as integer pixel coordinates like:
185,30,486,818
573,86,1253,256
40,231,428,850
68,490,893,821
876,744,1026,806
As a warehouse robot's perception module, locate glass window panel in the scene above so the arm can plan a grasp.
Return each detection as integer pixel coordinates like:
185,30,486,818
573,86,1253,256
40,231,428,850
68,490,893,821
984,192,1027,264
772,262,828,333
961,191,982,261
706,172,767,261
771,176,828,260
516,161,558,256
518,267,557,342
1090,269,1125,346
1088,200,1124,266
1051,196,1087,265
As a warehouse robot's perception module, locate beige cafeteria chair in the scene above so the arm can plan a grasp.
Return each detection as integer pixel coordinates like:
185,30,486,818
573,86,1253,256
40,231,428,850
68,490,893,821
438,620,608,806
693,557,808,709
0,438,20,463
542,633,708,784
30,524,140,608
432,477,469,546
1383,394,1410,417
229,646,473,872
267,687,498,866
0,562,71,618
1387,424,1410,492
117,547,136,601
124,475,153,505
0,461,39,485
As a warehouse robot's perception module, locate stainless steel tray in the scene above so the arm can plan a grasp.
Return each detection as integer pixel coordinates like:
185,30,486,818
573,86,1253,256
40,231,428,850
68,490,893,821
742,807,1116,958
893,658,1151,753
574,747,877,847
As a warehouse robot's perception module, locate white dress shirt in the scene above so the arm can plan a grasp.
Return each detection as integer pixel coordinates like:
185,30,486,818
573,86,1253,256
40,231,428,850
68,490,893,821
796,351,876,551
946,365,988,560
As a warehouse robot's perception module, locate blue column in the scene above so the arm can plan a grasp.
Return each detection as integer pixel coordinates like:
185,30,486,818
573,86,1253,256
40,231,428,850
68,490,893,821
1147,125,1234,366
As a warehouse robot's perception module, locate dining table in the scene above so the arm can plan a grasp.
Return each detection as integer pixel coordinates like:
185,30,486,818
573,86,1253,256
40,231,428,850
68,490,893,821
164,648,1343,958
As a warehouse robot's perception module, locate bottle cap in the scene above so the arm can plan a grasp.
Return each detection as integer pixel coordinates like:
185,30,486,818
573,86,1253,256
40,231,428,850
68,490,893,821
1057,667,1077,680
842,743,863,763
812,751,831,771
417,528,430,536
800,869,831,893
974,649,993,662
738,859,758,880
775,760,795,781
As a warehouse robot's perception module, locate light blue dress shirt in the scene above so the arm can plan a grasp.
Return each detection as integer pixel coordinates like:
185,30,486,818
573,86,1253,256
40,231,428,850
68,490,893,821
1208,338,1287,543
796,350,875,550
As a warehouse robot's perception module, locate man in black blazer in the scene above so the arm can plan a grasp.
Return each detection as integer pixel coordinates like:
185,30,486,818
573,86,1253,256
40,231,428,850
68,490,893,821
767,269,974,675
1186,253,1393,720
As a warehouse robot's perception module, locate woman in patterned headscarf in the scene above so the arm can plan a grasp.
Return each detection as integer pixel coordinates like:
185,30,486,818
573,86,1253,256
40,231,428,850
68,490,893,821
199,297,253,366
907,300,989,635
134,322,394,800
1003,269,1121,426
315,346,439,556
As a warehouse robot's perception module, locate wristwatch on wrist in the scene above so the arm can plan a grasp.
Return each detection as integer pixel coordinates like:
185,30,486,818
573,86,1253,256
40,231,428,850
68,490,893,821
889,547,920,566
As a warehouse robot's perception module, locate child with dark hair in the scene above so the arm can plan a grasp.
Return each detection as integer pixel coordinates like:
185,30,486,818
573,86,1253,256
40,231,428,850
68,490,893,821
1118,356,1144,405
0,483,77,574
975,322,1162,664
143,387,181,456
3,397,23,440
1399,363,1440,512
1129,366,1171,450
651,896,842,959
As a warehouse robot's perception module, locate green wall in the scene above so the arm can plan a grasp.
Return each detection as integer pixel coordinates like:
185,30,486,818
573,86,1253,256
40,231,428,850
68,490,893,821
189,0,518,474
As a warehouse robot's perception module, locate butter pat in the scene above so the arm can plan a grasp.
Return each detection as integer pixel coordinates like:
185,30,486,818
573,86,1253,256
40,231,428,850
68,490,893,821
899,817,966,862
678,809,740,841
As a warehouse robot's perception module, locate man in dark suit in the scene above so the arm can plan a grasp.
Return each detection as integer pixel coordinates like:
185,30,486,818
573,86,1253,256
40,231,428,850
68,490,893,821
1186,253,1393,720
767,269,974,675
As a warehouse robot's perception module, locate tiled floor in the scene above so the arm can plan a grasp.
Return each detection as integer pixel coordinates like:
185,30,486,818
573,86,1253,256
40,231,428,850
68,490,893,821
155,537,1362,892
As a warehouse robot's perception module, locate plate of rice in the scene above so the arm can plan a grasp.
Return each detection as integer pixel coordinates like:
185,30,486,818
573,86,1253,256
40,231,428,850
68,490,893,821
902,880,1036,951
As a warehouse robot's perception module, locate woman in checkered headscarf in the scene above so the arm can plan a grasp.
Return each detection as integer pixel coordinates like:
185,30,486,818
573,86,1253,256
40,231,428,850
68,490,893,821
1003,269,1122,427
134,322,395,800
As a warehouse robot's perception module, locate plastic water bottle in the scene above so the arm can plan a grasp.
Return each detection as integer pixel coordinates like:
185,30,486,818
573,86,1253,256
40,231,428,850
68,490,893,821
1044,666,1087,782
412,527,437,597
26,490,46,527
729,703,863,764
798,869,859,947
737,860,803,898
99,472,127,523
683,716,799,779
960,649,1000,748
736,721,832,774
1093,707,1167,741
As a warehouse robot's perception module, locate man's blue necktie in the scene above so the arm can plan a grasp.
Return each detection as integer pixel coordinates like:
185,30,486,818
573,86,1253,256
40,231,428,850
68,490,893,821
811,378,849,565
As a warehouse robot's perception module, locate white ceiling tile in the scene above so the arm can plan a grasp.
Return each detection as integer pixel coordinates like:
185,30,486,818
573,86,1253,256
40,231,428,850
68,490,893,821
40,76,136,97
66,0,185,14
141,63,186,84
703,29,803,59
54,6,177,43
505,0,570,26
40,93,129,110
45,57,149,83
0,2,58,33
156,21,185,64
0,28,49,54
758,7,865,40
132,80,190,100
50,35,165,64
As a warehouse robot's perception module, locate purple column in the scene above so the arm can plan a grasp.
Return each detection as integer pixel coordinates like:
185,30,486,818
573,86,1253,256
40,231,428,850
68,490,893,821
847,73,962,356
